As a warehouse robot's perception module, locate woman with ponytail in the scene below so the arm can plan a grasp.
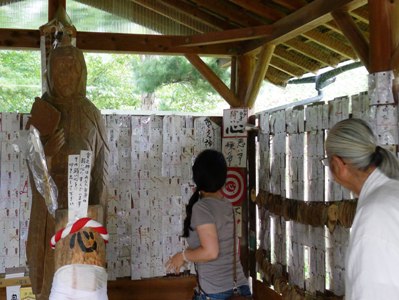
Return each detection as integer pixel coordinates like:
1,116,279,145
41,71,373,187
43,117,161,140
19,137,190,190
325,118,399,299
166,149,251,299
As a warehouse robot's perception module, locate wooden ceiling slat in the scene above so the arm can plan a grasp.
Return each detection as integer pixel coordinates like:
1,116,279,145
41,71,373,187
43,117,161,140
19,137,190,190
351,5,369,23
190,0,261,27
271,0,307,11
273,45,322,73
302,29,357,60
284,38,341,66
76,0,196,35
131,0,214,33
160,0,233,31
265,65,293,86
229,0,286,22
270,56,306,77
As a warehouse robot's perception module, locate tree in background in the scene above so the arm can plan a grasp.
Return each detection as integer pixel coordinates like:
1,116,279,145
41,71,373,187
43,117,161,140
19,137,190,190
132,55,228,112
0,50,228,113
0,51,41,112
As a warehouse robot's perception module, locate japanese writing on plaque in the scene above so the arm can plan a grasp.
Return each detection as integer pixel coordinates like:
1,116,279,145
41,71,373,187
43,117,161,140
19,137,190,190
68,151,92,222
78,150,92,217
223,108,248,137
222,137,247,168
68,155,80,223
194,117,221,153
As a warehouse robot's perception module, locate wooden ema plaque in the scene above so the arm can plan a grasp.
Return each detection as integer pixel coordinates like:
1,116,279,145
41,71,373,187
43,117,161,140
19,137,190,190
54,205,106,271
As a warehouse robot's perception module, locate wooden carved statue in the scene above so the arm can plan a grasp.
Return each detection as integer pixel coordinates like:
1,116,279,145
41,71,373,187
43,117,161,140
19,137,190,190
26,39,109,299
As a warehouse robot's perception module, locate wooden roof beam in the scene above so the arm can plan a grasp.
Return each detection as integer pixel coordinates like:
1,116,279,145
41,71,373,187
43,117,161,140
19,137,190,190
0,29,240,56
176,24,273,47
185,54,242,107
245,44,275,108
241,0,367,53
332,9,369,70
270,0,367,43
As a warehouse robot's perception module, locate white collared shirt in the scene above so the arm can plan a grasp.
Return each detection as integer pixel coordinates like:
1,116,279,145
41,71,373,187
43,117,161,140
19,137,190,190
345,168,399,299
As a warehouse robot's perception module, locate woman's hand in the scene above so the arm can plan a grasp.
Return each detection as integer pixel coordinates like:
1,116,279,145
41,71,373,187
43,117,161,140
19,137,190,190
165,252,185,274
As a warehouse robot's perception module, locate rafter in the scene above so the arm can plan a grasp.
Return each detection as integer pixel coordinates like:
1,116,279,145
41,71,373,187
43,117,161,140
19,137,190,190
185,54,242,107
229,0,285,22
332,9,369,70
175,24,273,47
190,0,261,27
160,0,233,30
240,0,367,53
131,0,214,33
271,0,307,11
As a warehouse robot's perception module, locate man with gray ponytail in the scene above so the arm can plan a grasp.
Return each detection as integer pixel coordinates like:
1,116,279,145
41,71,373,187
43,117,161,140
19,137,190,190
325,118,399,299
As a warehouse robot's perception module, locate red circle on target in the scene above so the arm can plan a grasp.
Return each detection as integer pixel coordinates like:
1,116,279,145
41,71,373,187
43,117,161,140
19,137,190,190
222,168,246,206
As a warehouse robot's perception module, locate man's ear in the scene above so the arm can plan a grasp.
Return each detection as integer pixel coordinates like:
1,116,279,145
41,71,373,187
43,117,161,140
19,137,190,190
330,155,347,177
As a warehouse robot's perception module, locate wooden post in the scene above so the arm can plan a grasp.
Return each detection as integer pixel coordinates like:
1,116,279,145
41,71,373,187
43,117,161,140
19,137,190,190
245,44,275,108
237,53,256,106
54,205,106,271
48,0,66,21
390,0,399,76
368,0,392,73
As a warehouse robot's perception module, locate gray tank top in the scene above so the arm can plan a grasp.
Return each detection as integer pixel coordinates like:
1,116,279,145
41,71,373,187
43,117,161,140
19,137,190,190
186,197,248,294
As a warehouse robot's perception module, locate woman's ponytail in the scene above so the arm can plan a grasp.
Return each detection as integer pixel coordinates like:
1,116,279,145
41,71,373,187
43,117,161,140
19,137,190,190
183,189,200,238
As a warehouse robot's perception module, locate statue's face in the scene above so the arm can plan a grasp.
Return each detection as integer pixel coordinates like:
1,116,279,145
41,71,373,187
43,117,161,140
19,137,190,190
49,54,82,98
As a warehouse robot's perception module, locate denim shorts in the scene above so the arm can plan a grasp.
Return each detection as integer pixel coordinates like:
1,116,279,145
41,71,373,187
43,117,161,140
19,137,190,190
193,285,252,300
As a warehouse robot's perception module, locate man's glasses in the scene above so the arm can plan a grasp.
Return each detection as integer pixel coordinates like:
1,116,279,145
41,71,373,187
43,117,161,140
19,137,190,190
320,157,329,167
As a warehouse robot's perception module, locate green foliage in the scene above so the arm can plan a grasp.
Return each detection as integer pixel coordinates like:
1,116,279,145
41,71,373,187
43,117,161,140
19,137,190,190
157,83,221,112
133,56,229,112
0,50,41,112
0,50,229,113
85,53,141,110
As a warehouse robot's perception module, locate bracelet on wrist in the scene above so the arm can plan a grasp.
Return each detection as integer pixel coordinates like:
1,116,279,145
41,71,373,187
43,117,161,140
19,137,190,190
182,249,190,263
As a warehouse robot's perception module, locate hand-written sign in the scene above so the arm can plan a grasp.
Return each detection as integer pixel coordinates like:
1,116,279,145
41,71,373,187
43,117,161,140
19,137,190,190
223,108,248,138
68,151,92,223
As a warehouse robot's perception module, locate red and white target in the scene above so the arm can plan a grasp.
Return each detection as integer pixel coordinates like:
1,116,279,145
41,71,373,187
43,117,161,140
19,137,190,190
222,168,246,206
